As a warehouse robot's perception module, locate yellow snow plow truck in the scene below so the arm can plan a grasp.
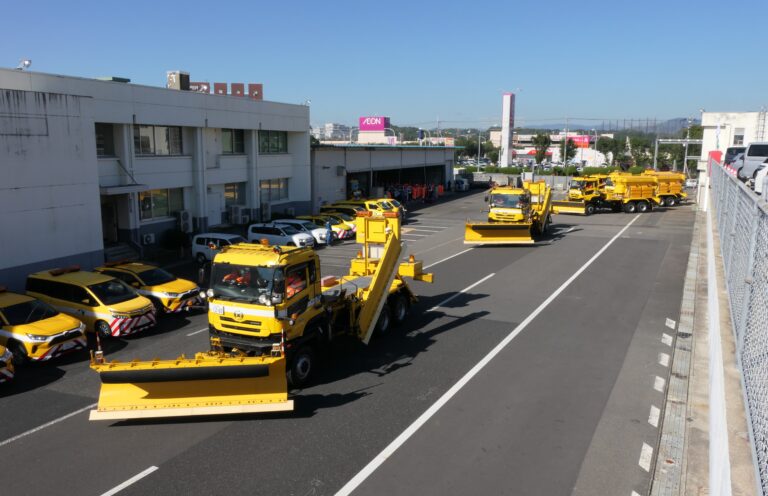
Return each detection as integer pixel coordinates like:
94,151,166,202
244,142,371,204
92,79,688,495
89,212,432,421
464,180,552,245
552,173,662,215
551,175,609,215
641,170,687,206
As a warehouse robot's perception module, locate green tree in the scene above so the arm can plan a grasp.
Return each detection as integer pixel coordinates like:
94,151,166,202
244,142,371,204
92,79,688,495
596,137,617,164
565,138,577,162
310,135,320,146
532,133,551,165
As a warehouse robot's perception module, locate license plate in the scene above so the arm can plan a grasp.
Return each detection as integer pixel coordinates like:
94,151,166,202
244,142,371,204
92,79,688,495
210,303,224,315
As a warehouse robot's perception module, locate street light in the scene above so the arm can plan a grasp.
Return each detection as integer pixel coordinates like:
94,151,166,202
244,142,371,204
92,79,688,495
592,129,598,166
347,127,359,144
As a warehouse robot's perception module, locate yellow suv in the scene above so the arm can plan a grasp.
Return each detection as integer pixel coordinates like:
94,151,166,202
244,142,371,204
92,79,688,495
26,267,156,338
95,262,201,315
0,345,13,383
0,287,86,363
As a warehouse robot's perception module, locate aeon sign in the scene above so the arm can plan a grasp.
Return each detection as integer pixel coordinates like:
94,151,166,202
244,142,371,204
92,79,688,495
359,116,390,131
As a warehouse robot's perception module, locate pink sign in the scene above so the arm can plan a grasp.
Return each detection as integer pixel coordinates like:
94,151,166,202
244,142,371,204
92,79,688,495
359,116,390,131
567,135,590,148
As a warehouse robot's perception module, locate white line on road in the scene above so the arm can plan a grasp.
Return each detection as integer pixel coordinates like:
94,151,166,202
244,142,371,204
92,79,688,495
335,214,641,496
404,227,444,232
414,236,464,255
665,318,676,329
661,333,673,346
101,466,159,496
423,248,473,269
427,273,495,312
639,443,654,472
649,405,661,428
0,402,97,447
658,353,670,367
186,328,208,337
654,376,666,393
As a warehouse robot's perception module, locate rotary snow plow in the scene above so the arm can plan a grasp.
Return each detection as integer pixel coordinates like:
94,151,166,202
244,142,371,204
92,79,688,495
89,348,292,420
464,181,552,245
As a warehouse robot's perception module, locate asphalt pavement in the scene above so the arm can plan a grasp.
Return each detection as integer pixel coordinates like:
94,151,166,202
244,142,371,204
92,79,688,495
0,191,695,496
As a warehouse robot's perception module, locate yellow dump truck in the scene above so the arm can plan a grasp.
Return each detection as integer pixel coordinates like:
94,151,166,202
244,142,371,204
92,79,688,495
464,180,552,244
641,170,687,206
551,175,609,215
89,212,432,421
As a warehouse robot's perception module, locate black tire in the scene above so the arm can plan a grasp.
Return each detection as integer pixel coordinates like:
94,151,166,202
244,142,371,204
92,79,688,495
391,294,409,325
666,197,677,207
375,304,392,334
287,345,316,388
196,253,207,264
8,340,29,366
95,320,112,339
585,203,596,216
623,202,637,213
636,200,649,213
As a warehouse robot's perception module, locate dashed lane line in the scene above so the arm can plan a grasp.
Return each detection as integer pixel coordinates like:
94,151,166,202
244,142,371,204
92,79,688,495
427,273,495,312
639,443,654,472
0,403,98,448
101,466,159,496
649,405,661,428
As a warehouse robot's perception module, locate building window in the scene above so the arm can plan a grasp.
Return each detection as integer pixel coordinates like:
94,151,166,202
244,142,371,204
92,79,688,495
224,182,246,207
133,125,183,156
258,130,288,154
259,178,289,202
222,129,245,154
734,128,745,146
139,188,184,221
95,123,115,157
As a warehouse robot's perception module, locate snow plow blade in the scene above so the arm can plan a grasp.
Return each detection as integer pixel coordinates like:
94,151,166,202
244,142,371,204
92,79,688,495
551,200,586,215
464,222,535,245
89,353,292,420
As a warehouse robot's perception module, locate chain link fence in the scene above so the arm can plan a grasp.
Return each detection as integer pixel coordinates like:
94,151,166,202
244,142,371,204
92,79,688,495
710,160,768,493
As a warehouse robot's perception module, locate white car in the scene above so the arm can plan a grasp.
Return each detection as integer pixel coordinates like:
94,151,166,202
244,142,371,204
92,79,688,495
247,223,315,247
685,178,698,188
737,143,768,181
273,218,328,245
192,233,247,264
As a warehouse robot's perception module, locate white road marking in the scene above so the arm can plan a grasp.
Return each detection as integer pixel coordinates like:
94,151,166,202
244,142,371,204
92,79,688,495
427,273,495,312
186,328,208,337
661,333,673,346
0,403,97,447
658,353,670,367
404,227,445,232
654,376,666,392
402,233,428,237
423,248,473,269
416,237,464,255
649,405,661,428
101,466,159,496
639,443,654,472
632,492,643,496
665,318,676,329
335,214,641,496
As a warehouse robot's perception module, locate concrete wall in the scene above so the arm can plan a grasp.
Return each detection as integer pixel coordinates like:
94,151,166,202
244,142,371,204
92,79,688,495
0,90,103,289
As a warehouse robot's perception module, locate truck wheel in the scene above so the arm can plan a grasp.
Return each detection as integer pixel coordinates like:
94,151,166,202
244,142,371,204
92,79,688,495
391,294,409,325
287,345,315,388
96,320,113,339
623,202,637,213
636,200,649,213
9,340,29,366
666,197,677,207
375,305,391,334
585,203,596,216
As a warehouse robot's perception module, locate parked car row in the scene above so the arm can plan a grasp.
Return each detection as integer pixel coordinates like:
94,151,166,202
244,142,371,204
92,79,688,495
730,142,768,194
0,262,203,377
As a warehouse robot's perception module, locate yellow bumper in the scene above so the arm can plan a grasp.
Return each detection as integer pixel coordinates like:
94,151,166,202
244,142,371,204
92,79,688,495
464,222,535,245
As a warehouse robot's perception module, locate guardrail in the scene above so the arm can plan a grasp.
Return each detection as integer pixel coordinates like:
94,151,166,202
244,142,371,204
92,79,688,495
710,159,768,493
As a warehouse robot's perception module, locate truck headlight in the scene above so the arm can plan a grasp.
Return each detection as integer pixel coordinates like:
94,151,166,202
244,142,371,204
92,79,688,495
26,334,48,342
206,289,215,298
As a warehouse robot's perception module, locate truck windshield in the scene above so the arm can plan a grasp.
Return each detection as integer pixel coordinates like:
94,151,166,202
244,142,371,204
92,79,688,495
211,263,283,303
490,193,528,208
569,182,585,190
604,178,614,187
1,299,58,325
138,268,176,286
88,280,138,305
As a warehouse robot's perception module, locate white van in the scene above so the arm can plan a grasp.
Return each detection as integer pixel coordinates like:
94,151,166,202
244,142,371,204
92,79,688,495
192,233,247,264
737,142,768,181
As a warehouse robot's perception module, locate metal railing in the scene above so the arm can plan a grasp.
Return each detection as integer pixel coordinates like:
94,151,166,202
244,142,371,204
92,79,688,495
710,160,768,493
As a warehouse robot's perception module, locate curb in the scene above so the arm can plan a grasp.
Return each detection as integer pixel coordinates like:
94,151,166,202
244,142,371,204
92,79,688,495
650,208,701,495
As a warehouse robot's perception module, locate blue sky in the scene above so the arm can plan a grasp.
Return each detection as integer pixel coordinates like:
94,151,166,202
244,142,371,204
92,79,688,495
2,0,765,128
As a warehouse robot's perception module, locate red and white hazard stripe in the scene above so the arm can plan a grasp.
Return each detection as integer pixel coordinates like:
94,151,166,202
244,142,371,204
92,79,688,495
33,337,88,361
108,311,157,337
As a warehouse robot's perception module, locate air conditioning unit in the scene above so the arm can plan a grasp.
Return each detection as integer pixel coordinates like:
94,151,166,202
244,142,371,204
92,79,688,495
260,203,271,222
142,233,155,245
175,210,192,233
286,207,295,217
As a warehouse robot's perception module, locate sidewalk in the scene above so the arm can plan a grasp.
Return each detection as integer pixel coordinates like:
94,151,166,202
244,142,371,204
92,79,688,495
651,206,757,495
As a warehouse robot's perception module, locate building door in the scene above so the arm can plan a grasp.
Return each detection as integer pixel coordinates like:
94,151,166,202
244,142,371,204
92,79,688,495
100,196,119,244
207,192,223,227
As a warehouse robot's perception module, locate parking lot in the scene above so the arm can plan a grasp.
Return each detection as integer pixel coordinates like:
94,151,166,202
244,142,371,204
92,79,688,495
0,191,695,496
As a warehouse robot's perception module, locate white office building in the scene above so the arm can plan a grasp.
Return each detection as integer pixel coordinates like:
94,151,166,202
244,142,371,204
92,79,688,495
699,110,768,167
0,68,310,289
